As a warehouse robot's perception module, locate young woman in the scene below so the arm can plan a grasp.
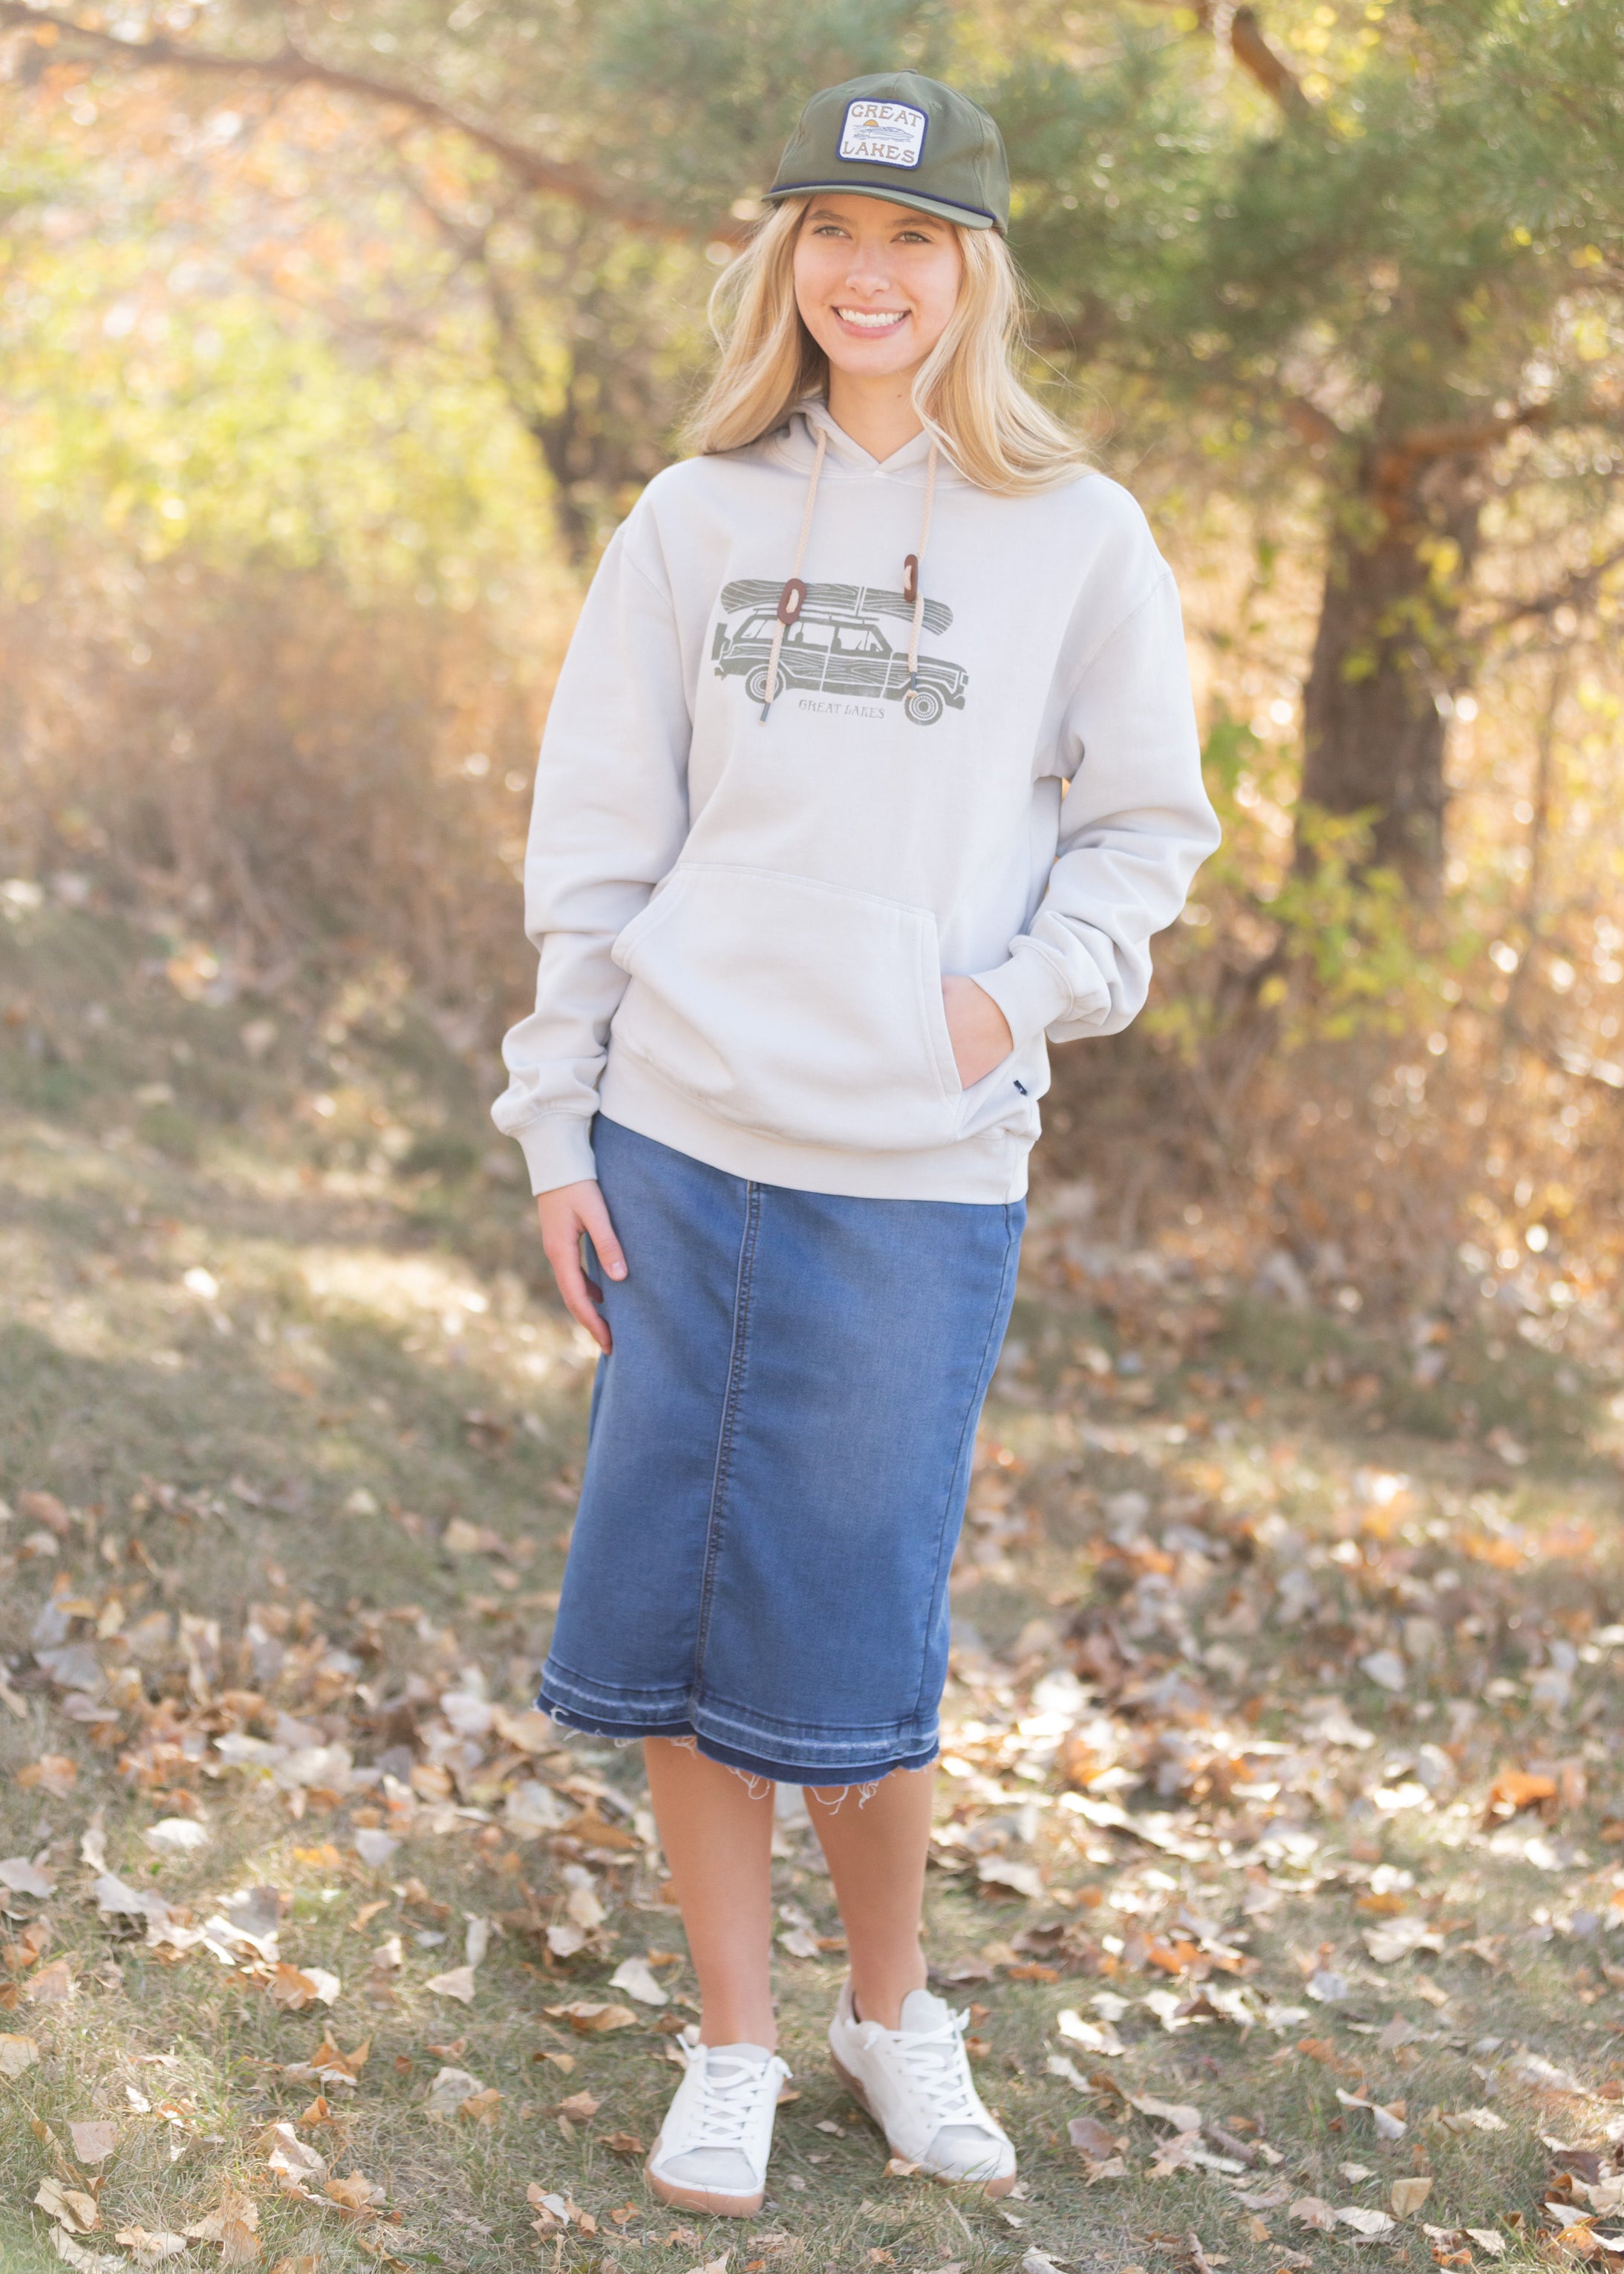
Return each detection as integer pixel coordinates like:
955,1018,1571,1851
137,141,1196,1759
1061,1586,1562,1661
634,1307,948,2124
493,70,1219,2218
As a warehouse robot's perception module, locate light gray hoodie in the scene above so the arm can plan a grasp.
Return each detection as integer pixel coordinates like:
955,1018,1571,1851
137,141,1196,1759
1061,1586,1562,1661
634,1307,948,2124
492,400,1219,1204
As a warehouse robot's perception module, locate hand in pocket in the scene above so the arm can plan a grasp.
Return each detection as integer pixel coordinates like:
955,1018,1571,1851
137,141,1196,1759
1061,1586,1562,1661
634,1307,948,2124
941,977,1014,1089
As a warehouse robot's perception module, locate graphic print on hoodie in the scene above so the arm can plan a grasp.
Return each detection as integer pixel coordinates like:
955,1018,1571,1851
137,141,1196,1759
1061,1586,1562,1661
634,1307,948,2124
492,399,1222,1206
712,579,968,726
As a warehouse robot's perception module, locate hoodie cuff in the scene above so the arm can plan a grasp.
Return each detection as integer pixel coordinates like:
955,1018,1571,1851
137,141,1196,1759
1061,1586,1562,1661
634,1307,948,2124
514,1113,599,1197
969,948,1074,1052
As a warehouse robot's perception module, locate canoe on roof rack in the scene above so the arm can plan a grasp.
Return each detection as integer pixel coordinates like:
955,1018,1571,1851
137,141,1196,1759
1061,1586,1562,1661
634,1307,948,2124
718,579,953,638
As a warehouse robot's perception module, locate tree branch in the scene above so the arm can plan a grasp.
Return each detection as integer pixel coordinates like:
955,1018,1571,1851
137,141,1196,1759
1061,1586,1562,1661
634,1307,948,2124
1475,540,1624,635
1377,402,1553,472
0,1,714,241
1146,0,1312,117
1282,394,1343,449
1228,6,1312,117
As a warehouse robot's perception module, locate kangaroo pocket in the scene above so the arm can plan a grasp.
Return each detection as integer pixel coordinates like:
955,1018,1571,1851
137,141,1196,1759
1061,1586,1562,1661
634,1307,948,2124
608,864,963,1153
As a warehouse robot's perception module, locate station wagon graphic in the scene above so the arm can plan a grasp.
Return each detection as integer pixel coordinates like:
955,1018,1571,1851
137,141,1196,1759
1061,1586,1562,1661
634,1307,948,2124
712,579,968,726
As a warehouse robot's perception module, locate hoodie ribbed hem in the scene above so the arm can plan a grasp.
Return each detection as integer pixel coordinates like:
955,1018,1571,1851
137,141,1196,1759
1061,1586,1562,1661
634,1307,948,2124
596,1058,1031,1205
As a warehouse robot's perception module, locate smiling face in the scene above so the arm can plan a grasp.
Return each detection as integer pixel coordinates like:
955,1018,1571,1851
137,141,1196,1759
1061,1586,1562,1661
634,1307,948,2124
791,194,965,384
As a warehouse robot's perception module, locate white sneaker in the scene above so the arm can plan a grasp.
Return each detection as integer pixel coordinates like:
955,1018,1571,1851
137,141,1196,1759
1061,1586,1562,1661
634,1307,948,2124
645,2027,791,2218
827,1978,1017,2195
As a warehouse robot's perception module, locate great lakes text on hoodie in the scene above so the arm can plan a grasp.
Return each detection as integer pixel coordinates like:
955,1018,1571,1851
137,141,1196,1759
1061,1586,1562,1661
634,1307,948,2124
492,402,1221,1205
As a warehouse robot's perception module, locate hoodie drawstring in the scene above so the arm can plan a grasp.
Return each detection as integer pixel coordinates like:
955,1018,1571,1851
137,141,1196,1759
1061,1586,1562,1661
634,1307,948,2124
760,423,828,720
904,440,939,694
760,420,941,724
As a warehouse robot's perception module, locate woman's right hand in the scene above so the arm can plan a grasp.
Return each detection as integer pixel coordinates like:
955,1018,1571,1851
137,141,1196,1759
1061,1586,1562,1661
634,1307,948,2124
536,1179,627,1355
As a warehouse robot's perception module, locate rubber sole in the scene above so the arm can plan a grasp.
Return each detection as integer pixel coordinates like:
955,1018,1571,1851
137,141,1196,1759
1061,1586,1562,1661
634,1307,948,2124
829,2047,1017,2198
643,2138,763,2220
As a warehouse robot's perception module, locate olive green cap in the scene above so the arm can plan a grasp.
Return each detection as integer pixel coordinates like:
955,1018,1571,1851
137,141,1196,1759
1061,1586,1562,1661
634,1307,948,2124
763,71,1009,233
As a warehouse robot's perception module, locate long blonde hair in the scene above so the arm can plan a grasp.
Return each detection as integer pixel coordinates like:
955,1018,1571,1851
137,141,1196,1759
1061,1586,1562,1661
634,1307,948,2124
685,197,1087,495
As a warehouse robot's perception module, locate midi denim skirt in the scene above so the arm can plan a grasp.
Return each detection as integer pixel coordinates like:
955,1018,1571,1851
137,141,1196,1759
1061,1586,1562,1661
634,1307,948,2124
537,1116,1024,1787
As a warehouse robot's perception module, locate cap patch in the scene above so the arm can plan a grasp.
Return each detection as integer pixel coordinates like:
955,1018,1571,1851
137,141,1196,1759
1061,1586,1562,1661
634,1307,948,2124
838,97,927,170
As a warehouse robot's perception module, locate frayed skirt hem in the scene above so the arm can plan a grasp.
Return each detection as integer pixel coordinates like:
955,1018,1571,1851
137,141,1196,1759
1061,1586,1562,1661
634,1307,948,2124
538,1692,938,1790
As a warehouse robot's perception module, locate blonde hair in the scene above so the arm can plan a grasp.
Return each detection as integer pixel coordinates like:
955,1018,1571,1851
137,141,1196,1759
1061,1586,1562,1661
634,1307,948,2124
685,197,1088,495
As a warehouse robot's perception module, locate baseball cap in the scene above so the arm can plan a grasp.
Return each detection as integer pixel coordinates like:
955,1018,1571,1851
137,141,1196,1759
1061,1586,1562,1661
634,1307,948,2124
763,71,1009,233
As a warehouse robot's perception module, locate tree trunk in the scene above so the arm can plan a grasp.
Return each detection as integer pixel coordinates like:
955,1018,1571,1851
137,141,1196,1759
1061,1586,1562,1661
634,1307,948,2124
1297,449,1483,890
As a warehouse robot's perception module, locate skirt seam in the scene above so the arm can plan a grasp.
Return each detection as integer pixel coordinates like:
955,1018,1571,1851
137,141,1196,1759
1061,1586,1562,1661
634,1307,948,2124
539,1652,691,1719
691,1174,761,1687
683,1687,936,1752
908,1196,1025,1725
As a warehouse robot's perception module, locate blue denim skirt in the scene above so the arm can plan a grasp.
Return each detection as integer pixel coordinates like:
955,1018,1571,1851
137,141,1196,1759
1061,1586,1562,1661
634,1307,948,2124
537,1116,1024,1786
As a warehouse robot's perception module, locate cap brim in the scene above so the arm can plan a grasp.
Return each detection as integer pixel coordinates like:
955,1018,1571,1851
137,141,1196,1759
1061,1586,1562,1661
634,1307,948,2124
763,180,999,229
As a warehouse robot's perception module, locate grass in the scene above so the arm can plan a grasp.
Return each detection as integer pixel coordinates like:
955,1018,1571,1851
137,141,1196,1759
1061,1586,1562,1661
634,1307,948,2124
4,897,1624,2273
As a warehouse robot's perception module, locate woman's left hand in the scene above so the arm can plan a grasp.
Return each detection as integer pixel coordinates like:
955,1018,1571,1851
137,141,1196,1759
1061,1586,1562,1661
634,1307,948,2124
942,977,1014,1089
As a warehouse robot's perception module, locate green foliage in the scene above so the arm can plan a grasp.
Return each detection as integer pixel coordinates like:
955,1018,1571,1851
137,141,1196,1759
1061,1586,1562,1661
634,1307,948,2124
1002,0,1624,452
1147,707,1478,1057
587,0,956,209
1262,802,1461,1041
0,114,550,599
469,211,710,559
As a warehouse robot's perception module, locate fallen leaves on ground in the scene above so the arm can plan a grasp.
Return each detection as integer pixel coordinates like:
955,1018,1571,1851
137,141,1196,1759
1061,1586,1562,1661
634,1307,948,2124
0,1854,56,1897
609,1953,669,2006
36,2179,102,2234
182,2189,261,2265
544,1999,639,2033
1336,2204,1398,2238
67,2120,118,2164
25,1956,75,2003
19,1754,78,1797
425,2065,486,2118
324,2169,387,2220
526,2181,598,2237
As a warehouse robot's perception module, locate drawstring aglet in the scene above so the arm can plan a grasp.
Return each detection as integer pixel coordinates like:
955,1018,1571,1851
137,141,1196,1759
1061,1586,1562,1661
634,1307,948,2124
901,449,937,713
759,578,809,725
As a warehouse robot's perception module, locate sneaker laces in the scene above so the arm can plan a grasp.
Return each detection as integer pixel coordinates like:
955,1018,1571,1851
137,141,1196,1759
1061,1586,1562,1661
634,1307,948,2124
883,2007,983,2128
678,2040,780,2154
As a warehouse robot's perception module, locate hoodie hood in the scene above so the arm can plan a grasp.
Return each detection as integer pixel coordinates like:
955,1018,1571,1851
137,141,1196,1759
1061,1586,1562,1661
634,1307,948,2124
773,397,958,483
